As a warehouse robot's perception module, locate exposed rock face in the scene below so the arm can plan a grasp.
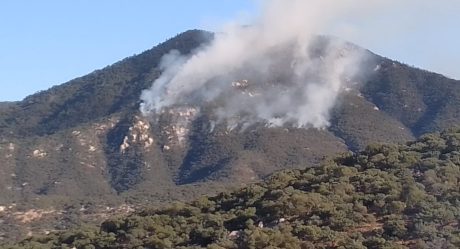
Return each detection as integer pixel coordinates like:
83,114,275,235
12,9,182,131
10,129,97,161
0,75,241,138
120,116,154,154
161,107,198,147
32,149,47,158
0,30,459,223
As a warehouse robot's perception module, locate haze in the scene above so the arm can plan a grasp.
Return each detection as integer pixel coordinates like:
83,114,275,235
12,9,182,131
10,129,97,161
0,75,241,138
1,0,459,101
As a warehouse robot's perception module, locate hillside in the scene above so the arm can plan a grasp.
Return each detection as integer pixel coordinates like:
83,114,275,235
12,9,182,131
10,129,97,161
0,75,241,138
1,29,460,241
6,128,460,248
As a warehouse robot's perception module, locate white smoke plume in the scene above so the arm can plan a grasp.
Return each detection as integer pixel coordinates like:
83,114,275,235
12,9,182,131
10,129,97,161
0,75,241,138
140,0,372,129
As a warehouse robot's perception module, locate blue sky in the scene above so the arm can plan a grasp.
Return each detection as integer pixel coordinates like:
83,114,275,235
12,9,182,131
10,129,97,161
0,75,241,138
0,0,258,101
0,1,459,101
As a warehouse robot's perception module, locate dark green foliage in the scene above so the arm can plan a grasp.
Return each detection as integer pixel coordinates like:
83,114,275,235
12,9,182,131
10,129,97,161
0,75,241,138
104,117,145,192
1,29,459,204
360,58,460,136
8,129,460,248
2,29,460,246
0,30,213,137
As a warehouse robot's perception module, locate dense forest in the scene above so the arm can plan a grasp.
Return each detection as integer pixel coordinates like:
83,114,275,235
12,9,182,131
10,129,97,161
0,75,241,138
6,128,460,248
1,30,460,211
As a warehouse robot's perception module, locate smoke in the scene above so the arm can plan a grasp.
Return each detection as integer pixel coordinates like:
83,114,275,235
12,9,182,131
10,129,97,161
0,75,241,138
140,0,371,129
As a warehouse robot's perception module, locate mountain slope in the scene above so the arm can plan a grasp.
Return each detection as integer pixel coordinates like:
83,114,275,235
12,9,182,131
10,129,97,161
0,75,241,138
0,29,459,212
6,128,460,248
0,30,214,137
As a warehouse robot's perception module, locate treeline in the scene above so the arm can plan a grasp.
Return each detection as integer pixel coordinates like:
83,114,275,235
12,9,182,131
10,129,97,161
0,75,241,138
6,129,460,248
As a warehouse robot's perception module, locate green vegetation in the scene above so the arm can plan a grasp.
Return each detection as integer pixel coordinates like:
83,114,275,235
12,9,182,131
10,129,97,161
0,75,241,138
0,30,213,137
1,29,459,207
7,128,460,248
2,29,460,246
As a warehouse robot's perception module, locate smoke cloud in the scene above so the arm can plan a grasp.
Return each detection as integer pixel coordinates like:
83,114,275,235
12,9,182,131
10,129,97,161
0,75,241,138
140,0,372,129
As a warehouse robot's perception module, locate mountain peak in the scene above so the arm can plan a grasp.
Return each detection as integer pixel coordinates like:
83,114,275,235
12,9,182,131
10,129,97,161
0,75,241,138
1,29,460,241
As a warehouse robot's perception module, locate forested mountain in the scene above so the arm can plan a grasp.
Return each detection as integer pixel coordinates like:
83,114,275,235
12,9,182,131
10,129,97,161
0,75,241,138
6,128,460,248
1,29,460,242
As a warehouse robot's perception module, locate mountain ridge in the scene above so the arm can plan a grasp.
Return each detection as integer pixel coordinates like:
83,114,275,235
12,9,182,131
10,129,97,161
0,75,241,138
1,30,460,237
0,30,214,138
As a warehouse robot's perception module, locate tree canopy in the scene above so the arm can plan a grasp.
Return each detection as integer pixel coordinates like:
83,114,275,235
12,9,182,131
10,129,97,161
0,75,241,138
6,128,460,248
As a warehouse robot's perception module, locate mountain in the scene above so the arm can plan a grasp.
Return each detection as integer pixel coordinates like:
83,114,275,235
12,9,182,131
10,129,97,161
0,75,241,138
1,29,460,240
6,129,460,248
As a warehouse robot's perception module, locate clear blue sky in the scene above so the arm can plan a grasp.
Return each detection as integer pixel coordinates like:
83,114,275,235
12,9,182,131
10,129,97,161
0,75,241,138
0,0,258,101
1,1,459,101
